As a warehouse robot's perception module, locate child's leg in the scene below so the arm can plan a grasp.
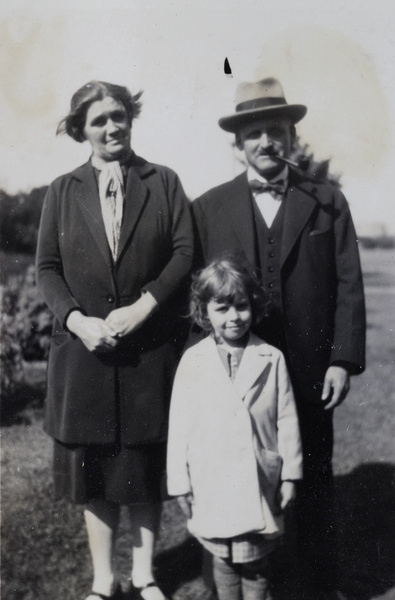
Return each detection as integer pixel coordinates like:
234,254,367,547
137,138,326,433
213,555,242,600
240,555,272,600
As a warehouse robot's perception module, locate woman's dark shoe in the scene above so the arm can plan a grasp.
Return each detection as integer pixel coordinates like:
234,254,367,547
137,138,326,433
126,581,169,600
89,582,123,600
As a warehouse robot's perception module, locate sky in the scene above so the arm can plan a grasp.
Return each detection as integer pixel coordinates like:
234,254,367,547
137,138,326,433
1,0,394,234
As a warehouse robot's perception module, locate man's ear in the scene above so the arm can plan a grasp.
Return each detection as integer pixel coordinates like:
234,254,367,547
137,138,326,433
235,133,244,151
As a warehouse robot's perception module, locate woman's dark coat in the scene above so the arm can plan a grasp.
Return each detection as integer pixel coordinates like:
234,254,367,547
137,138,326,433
36,153,194,446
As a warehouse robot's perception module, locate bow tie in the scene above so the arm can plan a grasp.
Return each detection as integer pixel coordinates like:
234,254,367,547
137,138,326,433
249,179,286,197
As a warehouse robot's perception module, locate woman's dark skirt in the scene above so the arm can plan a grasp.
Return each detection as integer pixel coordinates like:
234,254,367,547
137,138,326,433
53,439,167,505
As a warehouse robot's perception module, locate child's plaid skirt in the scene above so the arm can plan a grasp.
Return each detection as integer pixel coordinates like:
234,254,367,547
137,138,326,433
198,532,279,564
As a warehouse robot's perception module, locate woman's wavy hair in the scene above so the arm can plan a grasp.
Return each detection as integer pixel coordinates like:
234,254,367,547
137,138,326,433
57,80,143,143
190,255,269,332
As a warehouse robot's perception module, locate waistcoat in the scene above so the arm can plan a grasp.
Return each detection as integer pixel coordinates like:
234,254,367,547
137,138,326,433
251,195,287,352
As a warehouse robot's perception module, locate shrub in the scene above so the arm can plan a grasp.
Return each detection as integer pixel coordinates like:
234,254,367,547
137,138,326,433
14,266,52,362
1,301,24,397
1,266,52,418
1,276,25,417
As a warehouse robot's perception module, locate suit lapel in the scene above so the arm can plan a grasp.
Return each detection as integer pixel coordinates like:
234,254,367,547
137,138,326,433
281,170,318,268
221,173,257,267
72,163,113,268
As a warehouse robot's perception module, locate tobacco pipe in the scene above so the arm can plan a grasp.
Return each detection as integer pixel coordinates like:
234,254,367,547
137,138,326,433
264,147,310,171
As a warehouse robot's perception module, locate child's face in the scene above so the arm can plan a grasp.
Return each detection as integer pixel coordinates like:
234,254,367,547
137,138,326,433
206,296,252,347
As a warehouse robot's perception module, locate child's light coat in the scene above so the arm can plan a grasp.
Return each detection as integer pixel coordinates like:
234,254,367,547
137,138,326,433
167,333,303,539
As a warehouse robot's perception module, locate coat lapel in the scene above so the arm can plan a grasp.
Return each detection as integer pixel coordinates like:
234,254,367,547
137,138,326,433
116,159,153,262
221,173,257,267
233,334,273,401
194,336,273,407
71,156,155,267
195,336,244,396
281,169,318,268
72,162,113,268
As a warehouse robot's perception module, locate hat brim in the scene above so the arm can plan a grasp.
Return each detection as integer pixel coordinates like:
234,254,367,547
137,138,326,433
218,104,307,133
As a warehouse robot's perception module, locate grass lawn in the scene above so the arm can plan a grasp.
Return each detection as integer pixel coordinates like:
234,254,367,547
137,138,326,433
332,248,395,600
1,248,394,600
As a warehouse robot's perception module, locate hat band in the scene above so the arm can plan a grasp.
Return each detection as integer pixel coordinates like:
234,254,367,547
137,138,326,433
236,97,286,112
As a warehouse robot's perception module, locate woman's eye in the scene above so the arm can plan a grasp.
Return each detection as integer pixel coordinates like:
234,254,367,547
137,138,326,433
91,117,106,127
112,112,127,122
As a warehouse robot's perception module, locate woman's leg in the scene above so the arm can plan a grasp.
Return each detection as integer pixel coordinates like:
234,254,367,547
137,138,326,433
128,503,166,600
84,499,120,599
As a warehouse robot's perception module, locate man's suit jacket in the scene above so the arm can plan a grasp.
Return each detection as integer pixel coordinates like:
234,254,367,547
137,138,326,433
192,168,366,402
36,153,194,445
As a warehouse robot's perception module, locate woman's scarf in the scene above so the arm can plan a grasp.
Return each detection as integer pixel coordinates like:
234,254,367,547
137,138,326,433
97,161,125,260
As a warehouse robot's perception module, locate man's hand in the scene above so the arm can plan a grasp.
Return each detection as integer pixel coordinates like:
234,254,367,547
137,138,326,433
177,493,194,519
321,366,350,410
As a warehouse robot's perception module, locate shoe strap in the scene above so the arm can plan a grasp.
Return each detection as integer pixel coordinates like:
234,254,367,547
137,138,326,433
137,581,157,591
90,583,120,600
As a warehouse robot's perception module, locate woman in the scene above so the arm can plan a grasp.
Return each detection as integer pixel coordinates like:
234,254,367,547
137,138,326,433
36,81,194,600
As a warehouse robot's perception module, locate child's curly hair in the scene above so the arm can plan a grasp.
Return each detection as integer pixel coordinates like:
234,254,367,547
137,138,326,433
190,256,268,331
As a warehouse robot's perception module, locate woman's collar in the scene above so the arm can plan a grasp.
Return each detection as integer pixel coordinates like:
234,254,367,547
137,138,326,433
90,150,134,171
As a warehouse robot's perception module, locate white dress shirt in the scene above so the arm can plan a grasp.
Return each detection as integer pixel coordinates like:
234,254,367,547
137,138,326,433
247,165,288,228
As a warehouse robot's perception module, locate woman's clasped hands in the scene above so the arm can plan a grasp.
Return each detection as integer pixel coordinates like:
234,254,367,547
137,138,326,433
105,291,158,340
67,291,158,353
66,311,118,353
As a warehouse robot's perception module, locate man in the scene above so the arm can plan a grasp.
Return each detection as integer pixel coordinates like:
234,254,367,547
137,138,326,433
192,77,366,599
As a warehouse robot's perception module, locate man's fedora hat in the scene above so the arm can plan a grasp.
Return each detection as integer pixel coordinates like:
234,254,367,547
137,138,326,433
218,77,307,133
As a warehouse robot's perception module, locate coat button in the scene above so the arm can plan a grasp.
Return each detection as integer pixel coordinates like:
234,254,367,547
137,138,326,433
268,266,274,273
107,294,115,303
268,238,274,244
268,282,274,289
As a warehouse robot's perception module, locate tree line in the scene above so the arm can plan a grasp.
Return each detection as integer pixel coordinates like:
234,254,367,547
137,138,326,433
0,186,48,255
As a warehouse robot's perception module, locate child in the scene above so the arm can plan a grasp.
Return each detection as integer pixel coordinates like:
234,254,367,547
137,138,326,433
167,258,303,600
